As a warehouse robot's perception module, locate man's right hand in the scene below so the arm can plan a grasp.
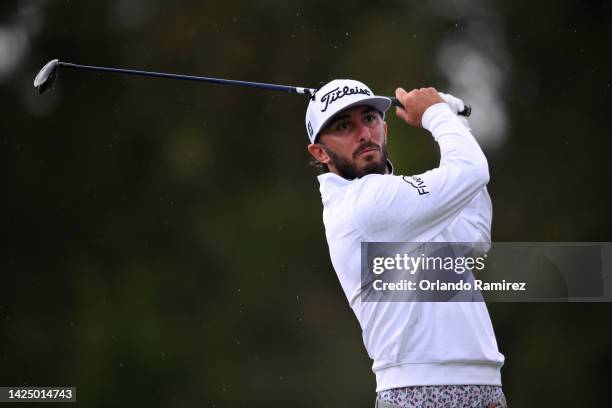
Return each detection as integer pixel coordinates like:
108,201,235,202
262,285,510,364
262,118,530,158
394,87,444,128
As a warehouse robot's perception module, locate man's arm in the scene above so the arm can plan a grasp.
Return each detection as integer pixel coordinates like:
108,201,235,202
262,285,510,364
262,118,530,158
351,88,490,241
439,92,493,245
447,188,493,245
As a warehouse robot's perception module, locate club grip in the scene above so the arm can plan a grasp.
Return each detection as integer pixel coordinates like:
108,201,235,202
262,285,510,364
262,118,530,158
389,97,472,117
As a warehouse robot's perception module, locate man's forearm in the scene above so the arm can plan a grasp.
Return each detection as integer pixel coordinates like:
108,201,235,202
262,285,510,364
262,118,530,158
423,102,489,186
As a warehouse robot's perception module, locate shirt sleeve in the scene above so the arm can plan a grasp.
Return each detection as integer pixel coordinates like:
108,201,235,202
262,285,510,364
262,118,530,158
351,103,490,242
447,187,493,245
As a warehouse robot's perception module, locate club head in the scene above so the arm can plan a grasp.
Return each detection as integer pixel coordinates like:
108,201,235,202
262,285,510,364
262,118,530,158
34,59,59,94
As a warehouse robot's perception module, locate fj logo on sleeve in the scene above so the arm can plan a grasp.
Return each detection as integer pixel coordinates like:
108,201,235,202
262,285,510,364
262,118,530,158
402,176,430,195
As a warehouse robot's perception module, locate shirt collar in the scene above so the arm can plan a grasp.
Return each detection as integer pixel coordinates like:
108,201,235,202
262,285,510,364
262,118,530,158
317,159,394,205
386,159,394,174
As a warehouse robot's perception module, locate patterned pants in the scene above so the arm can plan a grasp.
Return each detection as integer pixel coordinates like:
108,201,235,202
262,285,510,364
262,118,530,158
376,385,507,408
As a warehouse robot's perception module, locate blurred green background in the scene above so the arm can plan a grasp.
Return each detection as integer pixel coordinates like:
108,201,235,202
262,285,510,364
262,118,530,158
1,0,611,406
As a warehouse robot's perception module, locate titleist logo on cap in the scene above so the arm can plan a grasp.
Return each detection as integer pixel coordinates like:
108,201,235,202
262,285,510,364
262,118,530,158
320,86,371,112
305,79,391,144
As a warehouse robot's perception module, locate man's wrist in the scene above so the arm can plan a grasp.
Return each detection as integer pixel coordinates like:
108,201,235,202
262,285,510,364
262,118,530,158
421,102,454,131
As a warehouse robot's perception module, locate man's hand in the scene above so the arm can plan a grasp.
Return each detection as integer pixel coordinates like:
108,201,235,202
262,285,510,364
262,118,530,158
439,92,471,130
394,87,444,128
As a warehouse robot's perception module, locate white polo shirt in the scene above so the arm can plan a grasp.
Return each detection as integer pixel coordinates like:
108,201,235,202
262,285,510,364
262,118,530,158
317,103,505,391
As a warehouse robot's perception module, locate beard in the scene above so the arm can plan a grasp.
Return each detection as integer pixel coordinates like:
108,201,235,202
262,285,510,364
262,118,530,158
322,141,388,180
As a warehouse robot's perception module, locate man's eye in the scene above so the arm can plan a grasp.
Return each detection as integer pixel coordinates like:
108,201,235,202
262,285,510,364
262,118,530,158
336,122,350,131
364,114,376,122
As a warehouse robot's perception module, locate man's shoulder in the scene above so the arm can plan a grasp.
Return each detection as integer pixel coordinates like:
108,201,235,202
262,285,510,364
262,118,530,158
320,172,386,195
324,173,391,200
320,173,406,211
349,173,400,194
322,174,399,235
343,174,406,215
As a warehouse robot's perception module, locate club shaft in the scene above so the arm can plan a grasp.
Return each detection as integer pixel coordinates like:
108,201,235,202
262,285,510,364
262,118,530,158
55,61,470,116
58,61,314,95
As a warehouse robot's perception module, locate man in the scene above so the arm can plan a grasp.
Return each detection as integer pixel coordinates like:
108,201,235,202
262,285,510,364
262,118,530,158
305,79,507,408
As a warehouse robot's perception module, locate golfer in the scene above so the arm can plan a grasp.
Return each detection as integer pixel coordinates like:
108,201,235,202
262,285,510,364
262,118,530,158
305,80,507,408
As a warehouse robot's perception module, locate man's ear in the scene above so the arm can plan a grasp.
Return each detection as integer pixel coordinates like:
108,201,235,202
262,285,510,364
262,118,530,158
307,143,330,164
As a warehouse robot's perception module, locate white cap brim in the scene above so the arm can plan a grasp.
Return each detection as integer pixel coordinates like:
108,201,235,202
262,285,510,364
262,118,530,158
313,96,391,142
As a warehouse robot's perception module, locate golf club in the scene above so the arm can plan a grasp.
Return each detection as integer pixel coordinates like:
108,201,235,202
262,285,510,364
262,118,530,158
33,59,471,116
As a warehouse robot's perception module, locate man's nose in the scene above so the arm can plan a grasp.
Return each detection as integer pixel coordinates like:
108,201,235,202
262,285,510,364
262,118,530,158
355,122,371,143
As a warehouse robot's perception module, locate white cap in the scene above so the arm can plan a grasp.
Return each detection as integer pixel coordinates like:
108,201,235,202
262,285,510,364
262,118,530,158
305,79,392,143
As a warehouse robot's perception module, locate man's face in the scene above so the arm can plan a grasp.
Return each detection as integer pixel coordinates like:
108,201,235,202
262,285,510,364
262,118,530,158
308,105,388,179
